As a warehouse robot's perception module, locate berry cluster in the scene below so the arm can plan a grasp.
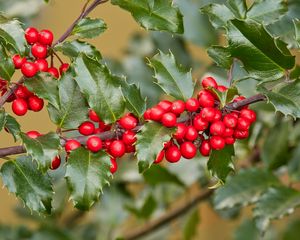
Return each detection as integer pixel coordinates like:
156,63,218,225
7,27,70,116
143,76,256,164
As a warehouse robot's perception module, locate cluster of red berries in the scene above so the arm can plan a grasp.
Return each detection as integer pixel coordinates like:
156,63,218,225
143,76,256,164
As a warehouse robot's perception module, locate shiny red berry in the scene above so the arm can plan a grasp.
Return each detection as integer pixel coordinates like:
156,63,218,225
119,115,138,130
161,112,177,127
225,137,235,145
21,62,38,78
214,110,222,121
87,136,102,152
150,106,165,121
110,157,118,174
48,67,59,78
110,140,126,158
65,139,81,153
210,121,226,136
158,100,172,112
217,85,227,92
122,130,136,145
223,114,238,128
34,59,48,72
79,121,95,135
234,130,249,139
201,76,218,89
171,100,185,115
240,109,256,123
143,109,152,121
12,55,26,69
223,128,234,137
25,27,39,44
210,136,225,150
28,96,44,112
89,109,101,122
185,98,199,112
165,145,181,163
185,126,198,141
39,29,54,46
173,123,187,140
237,117,251,131
199,140,211,156
198,90,215,108
59,63,69,75
193,115,209,131
31,43,48,59
154,150,165,164
12,98,28,116
51,156,61,170
180,142,197,159
200,107,216,122
15,85,32,99
26,130,41,139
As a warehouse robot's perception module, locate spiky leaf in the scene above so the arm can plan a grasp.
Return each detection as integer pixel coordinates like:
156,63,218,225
71,17,107,39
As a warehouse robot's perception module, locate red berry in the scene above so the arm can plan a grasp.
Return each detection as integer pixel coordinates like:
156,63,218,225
234,130,249,139
79,121,95,135
110,140,126,158
154,150,165,164
48,67,59,78
225,137,235,145
28,96,44,112
1,88,16,102
214,110,222,121
185,126,198,141
199,140,211,156
210,136,225,150
59,63,69,75
0,79,7,90
171,100,185,115
150,106,165,121
198,90,215,107
104,140,112,149
26,130,41,139
223,128,234,137
240,109,256,123
210,121,226,136
165,145,181,163
25,27,39,44
110,157,118,174
31,43,48,59
237,117,251,131
223,114,238,128
200,107,216,122
15,85,32,99
35,59,48,72
122,130,136,145
88,109,101,122
185,98,199,112
12,55,26,69
173,123,187,140
201,76,218,89
87,136,102,152
125,144,135,153
21,62,38,78
193,115,209,131
143,109,152,121
12,98,28,116
39,29,54,46
161,112,177,127
217,85,227,92
119,115,138,130
65,139,81,153
158,100,172,112
51,156,61,170
180,142,197,159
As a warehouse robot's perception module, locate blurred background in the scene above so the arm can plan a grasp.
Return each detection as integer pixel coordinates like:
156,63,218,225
1,0,300,239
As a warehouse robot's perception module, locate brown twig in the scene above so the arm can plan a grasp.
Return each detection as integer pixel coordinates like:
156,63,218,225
224,93,267,111
121,188,214,240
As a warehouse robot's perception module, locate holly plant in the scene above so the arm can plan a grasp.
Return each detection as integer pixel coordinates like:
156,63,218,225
1,0,300,239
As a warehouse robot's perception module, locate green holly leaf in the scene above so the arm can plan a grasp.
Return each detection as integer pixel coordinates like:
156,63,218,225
20,132,60,172
111,0,183,34
183,210,200,240
5,114,21,141
71,17,107,39
136,122,175,173
207,46,233,69
126,194,157,219
288,144,300,181
254,186,300,234
74,54,125,123
209,86,238,108
217,19,295,80
294,19,300,47
47,70,89,129
0,45,14,81
0,14,27,55
54,40,102,61
257,80,300,119
234,219,260,240
148,51,194,101
207,145,235,183
65,148,112,211
0,108,6,132
247,0,288,25
261,120,290,170
143,164,185,187
25,73,60,109
282,219,300,240
0,156,53,213
213,168,279,210
226,0,247,19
